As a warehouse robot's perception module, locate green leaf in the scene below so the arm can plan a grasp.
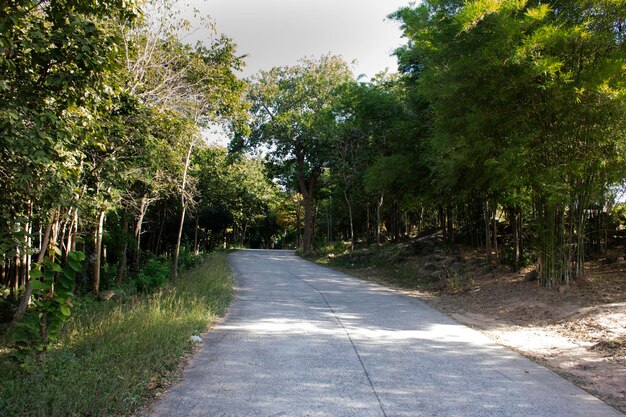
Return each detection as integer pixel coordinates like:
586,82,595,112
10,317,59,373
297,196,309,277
68,251,86,262
30,280,45,290
60,305,71,316
67,258,82,272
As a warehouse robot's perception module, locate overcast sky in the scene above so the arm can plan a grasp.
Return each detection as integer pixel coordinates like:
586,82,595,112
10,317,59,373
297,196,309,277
187,0,416,79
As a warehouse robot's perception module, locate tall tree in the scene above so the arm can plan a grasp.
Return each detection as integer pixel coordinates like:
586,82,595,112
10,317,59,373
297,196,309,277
237,55,352,253
393,0,626,285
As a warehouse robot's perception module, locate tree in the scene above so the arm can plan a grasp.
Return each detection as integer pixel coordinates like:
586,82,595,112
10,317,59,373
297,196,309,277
392,0,626,285
118,0,246,281
1,0,140,314
237,55,352,253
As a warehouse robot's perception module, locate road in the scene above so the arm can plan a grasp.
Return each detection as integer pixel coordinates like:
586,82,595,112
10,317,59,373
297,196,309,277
149,249,623,417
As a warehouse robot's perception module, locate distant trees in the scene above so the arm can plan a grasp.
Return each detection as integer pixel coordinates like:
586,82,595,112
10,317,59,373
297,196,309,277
237,55,352,253
229,0,625,289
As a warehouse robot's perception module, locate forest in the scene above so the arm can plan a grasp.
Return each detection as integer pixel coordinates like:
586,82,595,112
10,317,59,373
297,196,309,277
0,0,625,414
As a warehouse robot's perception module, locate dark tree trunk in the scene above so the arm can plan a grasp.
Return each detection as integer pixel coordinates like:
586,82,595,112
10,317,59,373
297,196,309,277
172,203,186,283
343,189,354,253
295,141,319,254
172,140,194,283
446,205,454,244
376,191,384,245
295,199,301,249
301,193,314,253
193,214,199,255
492,214,499,263
366,202,371,243
510,206,522,271
117,215,129,284
484,200,492,263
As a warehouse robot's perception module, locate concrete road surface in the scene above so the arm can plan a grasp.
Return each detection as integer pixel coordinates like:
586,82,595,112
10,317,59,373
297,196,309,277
149,249,623,417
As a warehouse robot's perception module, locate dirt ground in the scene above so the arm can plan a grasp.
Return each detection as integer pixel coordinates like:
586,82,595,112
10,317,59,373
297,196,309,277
428,253,626,413
321,245,626,414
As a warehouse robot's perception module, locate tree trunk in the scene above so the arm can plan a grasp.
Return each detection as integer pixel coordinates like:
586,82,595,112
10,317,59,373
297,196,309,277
510,206,522,271
172,139,194,283
93,209,106,294
294,140,320,254
11,254,19,300
484,200,492,263
171,203,186,283
296,172,317,254
302,194,314,253
70,210,78,252
492,214,499,263
511,208,519,269
343,189,354,253
133,195,149,269
66,208,76,256
366,202,371,243
117,215,129,284
377,190,384,246
446,205,454,243
14,213,54,322
295,198,301,249
22,206,32,290
240,220,248,248
327,196,333,243
193,214,199,255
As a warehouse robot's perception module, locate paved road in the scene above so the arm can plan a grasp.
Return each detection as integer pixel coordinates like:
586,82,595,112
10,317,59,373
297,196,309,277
150,249,623,417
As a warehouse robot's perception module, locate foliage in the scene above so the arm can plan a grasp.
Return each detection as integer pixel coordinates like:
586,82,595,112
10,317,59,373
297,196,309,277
236,55,353,253
177,246,204,270
135,256,172,293
0,252,233,417
391,0,626,284
13,251,85,355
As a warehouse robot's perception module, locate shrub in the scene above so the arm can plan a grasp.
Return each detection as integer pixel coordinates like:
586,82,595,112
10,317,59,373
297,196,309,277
177,246,203,271
136,257,171,293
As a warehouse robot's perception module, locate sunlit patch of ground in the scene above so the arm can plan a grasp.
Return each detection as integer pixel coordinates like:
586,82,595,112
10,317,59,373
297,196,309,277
312,244,626,413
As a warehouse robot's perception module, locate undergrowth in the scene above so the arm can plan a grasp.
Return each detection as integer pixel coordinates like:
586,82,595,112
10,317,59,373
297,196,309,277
0,251,233,417
306,243,437,290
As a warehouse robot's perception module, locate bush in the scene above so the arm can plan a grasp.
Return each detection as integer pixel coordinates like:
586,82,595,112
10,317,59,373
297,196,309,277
177,246,203,271
136,257,171,293
0,291,18,323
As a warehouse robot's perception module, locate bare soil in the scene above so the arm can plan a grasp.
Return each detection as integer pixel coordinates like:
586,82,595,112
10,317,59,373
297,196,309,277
317,245,626,413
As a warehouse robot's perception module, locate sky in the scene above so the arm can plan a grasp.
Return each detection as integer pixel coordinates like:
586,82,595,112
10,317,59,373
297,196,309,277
187,0,417,79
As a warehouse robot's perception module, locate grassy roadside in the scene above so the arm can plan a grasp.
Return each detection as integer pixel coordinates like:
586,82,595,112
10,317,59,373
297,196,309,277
303,242,441,292
0,251,233,417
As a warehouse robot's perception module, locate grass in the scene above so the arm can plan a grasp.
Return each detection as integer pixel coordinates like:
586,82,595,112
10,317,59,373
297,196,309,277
306,242,438,291
305,240,479,293
0,251,233,417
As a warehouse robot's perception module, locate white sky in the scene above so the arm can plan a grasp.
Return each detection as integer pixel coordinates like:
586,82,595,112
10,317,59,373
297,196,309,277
187,0,416,79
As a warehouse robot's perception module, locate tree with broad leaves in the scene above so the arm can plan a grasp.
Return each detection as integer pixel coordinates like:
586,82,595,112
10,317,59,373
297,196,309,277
235,55,352,253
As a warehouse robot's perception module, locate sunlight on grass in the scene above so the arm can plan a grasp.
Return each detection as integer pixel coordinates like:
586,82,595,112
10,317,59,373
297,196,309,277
0,252,233,417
